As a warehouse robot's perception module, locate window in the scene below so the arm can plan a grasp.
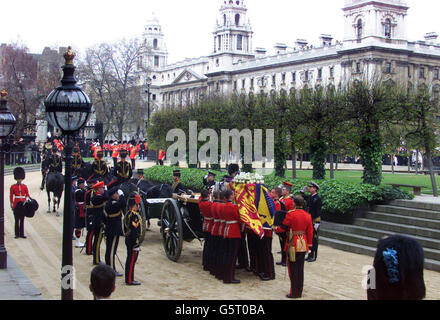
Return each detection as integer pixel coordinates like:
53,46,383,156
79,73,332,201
154,56,159,67
385,62,392,74
317,68,322,80
420,67,425,79
292,72,296,83
305,71,309,81
434,90,439,101
242,79,246,88
223,14,227,26
281,73,286,83
384,19,392,39
237,35,243,51
152,94,157,101
250,78,254,88
329,66,334,78
434,69,439,80
235,14,240,26
357,19,363,41
216,59,220,67
356,62,361,73
153,39,158,49
234,80,237,91
218,36,221,51
272,75,276,86
408,66,411,78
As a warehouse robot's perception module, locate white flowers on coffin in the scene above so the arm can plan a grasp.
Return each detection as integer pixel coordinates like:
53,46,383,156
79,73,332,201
233,172,264,185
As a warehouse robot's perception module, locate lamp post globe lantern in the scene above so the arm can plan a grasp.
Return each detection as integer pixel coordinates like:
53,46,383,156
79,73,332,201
44,47,92,300
0,90,16,270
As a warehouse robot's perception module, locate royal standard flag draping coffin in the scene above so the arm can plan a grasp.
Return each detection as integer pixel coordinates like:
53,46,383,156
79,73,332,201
234,183,265,238
255,184,276,230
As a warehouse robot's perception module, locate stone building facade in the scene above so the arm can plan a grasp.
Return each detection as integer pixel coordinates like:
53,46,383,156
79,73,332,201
143,0,440,109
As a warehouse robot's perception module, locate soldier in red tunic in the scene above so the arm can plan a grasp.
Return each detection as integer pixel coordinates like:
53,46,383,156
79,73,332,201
277,196,314,299
10,167,30,239
210,190,221,278
198,190,213,272
222,190,242,284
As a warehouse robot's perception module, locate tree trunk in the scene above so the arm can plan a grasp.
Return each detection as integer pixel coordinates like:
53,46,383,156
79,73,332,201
426,147,438,197
391,155,395,175
335,155,339,171
292,145,297,180
330,154,335,179
407,153,411,173
300,153,303,170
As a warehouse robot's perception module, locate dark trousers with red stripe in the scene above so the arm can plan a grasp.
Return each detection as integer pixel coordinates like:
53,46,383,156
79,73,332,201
105,235,120,271
287,252,306,298
202,232,212,271
223,238,240,283
85,230,94,255
261,236,275,279
125,244,139,285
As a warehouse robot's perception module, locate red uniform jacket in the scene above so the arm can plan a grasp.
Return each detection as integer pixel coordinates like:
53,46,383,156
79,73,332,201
198,198,213,233
222,201,241,239
280,196,294,212
10,183,30,210
211,201,221,237
158,150,166,161
129,146,137,160
280,209,313,253
112,145,120,158
218,202,226,238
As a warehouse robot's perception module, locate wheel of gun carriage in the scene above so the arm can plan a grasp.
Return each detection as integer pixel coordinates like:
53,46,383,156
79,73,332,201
160,199,184,262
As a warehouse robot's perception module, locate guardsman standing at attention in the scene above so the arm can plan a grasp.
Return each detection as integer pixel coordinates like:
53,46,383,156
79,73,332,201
301,182,322,263
272,187,287,267
124,193,142,286
277,196,313,299
74,178,87,248
104,187,126,277
114,149,133,186
172,170,185,194
111,141,120,169
158,149,166,166
10,167,30,239
210,190,221,277
129,141,138,170
222,190,242,284
216,191,227,281
48,148,63,174
89,150,109,181
199,190,213,272
90,181,109,265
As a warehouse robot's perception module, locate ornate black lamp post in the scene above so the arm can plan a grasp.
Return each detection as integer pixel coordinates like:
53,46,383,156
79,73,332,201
0,90,17,269
44,47,92,300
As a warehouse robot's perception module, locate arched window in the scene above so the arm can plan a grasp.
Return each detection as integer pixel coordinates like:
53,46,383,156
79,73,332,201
235,14,240,26
153,39,158,49
385,19,392,39
224,14,227,26
357,19,363,40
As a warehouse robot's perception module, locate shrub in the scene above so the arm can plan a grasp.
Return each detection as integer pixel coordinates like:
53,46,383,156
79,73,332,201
144,166,414,216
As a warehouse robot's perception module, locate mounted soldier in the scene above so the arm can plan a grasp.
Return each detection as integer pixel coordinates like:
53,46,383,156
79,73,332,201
112,149,132,187
48,148,63,174
72,144,84,176
88,150,109,182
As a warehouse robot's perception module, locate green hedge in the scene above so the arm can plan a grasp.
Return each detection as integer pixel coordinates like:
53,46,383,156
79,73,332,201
144,166,414,216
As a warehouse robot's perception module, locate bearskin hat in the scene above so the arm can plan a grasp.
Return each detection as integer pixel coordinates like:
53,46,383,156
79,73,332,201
14,167,25,180
228,164,240,176
24,199,39,218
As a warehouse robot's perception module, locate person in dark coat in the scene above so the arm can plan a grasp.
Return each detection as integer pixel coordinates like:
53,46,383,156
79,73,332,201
367,235,426,300
301,182,322,262
124,193,142,286
104,187,126,277
90,181,109,265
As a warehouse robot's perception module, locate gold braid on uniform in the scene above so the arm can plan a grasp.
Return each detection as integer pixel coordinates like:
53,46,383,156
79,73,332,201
94,160,107,176
119,162,130,178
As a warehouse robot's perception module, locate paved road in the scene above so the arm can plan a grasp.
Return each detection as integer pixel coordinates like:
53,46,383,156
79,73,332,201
3,169,440,300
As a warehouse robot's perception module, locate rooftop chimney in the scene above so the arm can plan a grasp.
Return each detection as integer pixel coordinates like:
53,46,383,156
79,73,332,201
319,34,333,47
255,47,267,58
424,32,439,43
274,43,288,55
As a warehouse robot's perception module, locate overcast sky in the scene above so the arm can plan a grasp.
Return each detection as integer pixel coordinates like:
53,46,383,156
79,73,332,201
1,0,438,63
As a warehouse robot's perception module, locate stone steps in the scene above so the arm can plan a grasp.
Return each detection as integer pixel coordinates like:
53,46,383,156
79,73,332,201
320,236,440,272
321,199,440,272
373,205,440,221
364,211,440,230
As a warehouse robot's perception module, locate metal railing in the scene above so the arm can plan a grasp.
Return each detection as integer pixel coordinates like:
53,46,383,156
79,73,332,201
3,151,42,166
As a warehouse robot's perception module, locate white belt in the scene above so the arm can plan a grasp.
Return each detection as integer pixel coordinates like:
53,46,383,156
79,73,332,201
204,218,213,221
214,219,221,223
225,221,239,225
15,196,26,199
77,202,85,205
